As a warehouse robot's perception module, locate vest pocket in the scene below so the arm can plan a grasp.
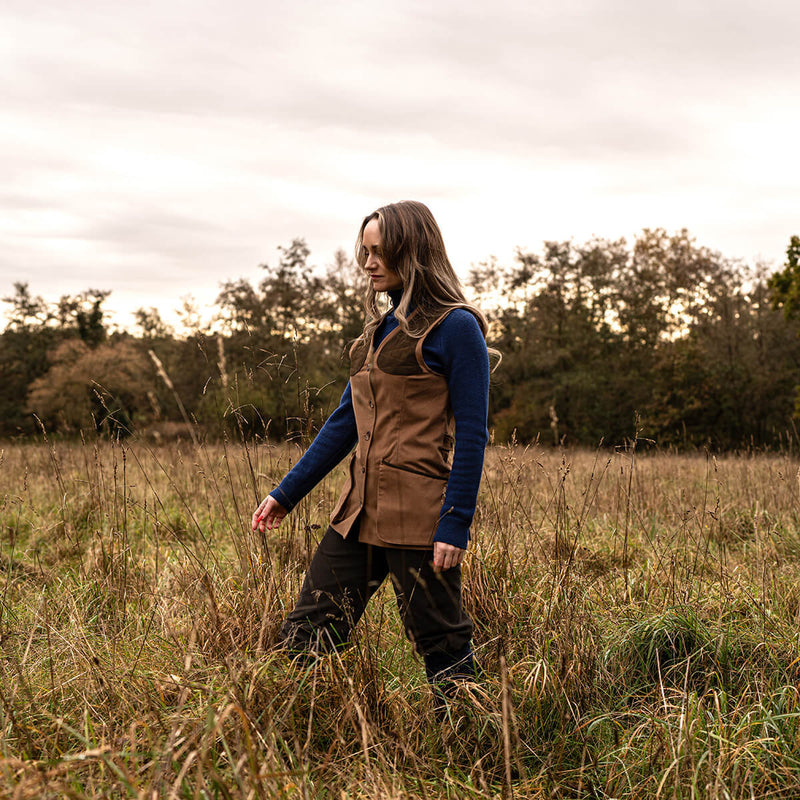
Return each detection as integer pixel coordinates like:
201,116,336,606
376,460,448,547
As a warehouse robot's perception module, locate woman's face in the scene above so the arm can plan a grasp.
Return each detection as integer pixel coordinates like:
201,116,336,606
362,218,403,292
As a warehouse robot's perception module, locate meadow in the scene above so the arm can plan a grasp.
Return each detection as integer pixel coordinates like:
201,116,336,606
2,436,800,798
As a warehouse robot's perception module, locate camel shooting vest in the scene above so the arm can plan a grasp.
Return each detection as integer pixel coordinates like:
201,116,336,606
329,309,458,548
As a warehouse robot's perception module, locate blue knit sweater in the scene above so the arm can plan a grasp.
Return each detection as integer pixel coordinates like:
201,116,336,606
270,292,490,549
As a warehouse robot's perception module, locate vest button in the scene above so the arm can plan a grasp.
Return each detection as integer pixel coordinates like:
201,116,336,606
364,431,371,440
368,400,374,408
361,466,366,473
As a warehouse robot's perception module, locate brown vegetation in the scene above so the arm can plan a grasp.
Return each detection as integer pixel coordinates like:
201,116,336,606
2,438,800,797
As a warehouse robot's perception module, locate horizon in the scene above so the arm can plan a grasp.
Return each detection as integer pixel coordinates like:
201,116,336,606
4,223,790,335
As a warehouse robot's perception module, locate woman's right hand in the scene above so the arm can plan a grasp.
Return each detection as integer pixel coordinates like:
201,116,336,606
252,495,287,533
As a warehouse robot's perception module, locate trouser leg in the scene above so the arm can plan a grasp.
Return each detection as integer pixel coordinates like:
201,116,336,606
281,526,388,653
384,548,475,683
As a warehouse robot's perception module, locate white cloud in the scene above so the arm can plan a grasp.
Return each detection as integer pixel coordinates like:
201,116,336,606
1,0,799,326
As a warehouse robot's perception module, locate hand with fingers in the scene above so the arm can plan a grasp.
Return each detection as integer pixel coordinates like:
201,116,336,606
433,541,465,572
252,495,287,533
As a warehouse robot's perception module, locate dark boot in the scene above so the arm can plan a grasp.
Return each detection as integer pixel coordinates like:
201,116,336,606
426,646,482,720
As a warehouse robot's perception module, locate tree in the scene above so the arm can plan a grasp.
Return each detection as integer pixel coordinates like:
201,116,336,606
768,235,800,320
472,230,779,447
258,238,322,340
2,282,50,330
216,278,267,334
475,238,630,443
0,283,58,434
315,248,367,356
55,290,110,346
134,307,173,339
27,339,155,436
211,240,365,440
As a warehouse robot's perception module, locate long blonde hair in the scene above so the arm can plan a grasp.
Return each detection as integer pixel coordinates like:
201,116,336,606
353,201,491,347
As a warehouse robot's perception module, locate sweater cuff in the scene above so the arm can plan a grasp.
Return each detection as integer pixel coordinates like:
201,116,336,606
270,486,297,513
433,510,470,550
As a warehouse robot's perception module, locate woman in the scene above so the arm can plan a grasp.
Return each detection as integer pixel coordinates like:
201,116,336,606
252,200,491,687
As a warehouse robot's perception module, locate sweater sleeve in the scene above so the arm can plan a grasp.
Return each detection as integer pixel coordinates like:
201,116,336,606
423,310,490,549
269,382,358,511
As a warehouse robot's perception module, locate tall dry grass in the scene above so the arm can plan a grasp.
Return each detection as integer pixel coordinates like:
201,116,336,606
2,435,800,797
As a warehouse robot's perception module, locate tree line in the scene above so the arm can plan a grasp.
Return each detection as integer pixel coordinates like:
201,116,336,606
3,231,800,450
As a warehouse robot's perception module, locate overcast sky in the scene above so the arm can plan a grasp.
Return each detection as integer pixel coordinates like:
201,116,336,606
2,0,798,328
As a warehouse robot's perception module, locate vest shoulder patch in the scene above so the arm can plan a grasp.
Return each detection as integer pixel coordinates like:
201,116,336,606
349,339,370,376
376,329,424,375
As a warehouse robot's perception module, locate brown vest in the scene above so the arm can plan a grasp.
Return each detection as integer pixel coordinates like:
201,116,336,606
329,310,457,548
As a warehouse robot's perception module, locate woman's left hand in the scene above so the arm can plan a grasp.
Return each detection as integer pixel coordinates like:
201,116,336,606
433,541,465,571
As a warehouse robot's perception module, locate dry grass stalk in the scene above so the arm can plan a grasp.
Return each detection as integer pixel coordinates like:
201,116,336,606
1,439,800,796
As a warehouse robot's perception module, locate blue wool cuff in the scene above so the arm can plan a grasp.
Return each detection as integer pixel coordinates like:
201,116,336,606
270,486,297,513
432,511,470,550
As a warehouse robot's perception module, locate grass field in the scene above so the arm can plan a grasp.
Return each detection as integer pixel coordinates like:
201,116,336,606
2,436,800,798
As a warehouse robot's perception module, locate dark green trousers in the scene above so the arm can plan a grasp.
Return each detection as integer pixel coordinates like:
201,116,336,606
281,526,475,681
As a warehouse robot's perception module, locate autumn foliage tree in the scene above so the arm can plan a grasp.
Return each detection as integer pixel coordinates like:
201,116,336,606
27,339,155,435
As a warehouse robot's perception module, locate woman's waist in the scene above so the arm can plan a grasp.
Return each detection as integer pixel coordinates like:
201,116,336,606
354,447,452,478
